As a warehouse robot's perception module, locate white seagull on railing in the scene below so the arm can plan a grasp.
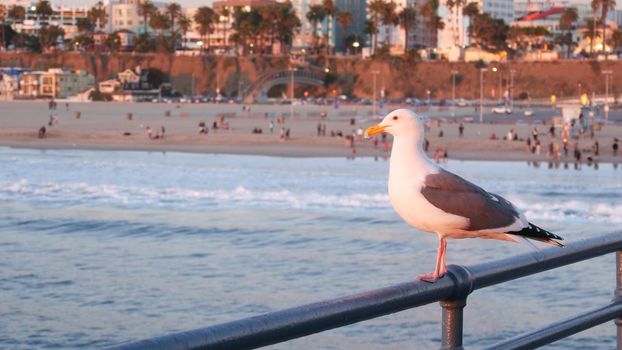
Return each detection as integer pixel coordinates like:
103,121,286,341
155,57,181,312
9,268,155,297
365,109,564,282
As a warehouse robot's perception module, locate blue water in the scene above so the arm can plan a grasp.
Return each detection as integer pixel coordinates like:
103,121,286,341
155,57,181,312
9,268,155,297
0,148,621,349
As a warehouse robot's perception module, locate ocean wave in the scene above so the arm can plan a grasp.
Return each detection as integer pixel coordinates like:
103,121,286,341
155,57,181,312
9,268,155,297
0,181,391,211
507,195,622,223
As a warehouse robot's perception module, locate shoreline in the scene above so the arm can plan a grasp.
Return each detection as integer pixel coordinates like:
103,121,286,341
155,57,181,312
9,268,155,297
2,140,620,165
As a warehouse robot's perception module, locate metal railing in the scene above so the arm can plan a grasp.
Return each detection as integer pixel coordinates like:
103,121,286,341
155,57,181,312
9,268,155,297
106,232,622,350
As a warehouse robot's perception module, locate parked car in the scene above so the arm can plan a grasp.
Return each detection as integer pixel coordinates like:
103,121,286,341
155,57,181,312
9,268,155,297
492,107,512,114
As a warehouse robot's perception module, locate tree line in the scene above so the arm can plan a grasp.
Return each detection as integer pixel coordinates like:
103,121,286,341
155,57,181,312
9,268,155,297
0,0,620,57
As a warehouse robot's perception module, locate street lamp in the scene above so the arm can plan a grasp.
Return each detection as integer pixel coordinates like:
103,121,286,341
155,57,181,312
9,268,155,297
451,70,458,117
479,68,487,124
603,70,613,123
509,69,516,110
372,70,380,116
289,67,296,117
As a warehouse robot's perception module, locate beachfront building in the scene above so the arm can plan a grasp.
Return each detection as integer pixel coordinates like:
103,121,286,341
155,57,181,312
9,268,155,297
104,0,167,34
334,0,367,53
2,0,89,39
99,67,161,101
436,0,515,60
290,0,336,51
0,67,29,100
19,69,95,99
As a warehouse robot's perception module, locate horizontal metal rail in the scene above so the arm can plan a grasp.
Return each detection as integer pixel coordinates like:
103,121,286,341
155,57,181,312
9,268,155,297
487,301,622,350
105,232,622,350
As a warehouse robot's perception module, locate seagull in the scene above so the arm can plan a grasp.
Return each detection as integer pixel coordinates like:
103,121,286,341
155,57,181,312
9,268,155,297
365,109,563,282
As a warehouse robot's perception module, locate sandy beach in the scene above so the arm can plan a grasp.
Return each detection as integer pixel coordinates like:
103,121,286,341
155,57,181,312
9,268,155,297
1,101,621,163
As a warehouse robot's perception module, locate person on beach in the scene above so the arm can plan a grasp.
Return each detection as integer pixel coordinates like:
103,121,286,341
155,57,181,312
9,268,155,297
526,137,532,153
593,140,599,157
614,138,619,156
269,120,274,133
317,122,322,136
547,140,554,160
535,139,541,155
146,126,153,139
562,137,569,157
161,126,166,138
285,128,290,140
549,125,555,137
458,123,464,137
574,141,581,163
280,127,285,140
38,126,46,138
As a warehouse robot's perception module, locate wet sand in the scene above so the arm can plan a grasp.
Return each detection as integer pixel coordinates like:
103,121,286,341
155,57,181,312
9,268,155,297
0,101,620,162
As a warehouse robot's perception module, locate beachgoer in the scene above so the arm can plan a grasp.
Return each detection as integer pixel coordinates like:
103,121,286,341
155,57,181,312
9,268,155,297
285,128,290,140
317,122,322,136
563,138,569,157
613,138,619,156
458,123,464,137
146,126,153,139
269,120,274,133
574,141,581,162
38,126,46,138
161,126,166,138
593,140,599,156
438,129,444,138
535,139,541,155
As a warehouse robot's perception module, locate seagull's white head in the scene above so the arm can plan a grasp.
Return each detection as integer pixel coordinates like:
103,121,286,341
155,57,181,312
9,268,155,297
364,109,425,141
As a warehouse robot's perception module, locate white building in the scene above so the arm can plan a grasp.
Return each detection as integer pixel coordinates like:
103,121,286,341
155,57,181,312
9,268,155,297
437,0,515,60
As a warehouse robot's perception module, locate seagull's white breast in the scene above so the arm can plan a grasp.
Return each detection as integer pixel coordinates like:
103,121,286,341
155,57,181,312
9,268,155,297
388,164,469,235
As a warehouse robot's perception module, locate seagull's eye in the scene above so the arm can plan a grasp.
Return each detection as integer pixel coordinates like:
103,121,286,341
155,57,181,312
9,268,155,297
392,116,399,120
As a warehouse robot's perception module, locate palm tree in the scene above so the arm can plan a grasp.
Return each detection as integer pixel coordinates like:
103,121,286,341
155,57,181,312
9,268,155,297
166,3,182,51
88,1,107,31
322,0,337,54
219,7,231,51
421,0,445,41
35,0,53,25
363,19,378,53
398,6,416,52
306,5,326,53
380,0,399,47
462,2,479,45
599,0,616,55
368,0,386,53
138,0,156,35
194,6,216,52
559,7,578,57
149,11,170,51
336,11,353,53
274,1,301,54
8,6,26,23
177,14,191,49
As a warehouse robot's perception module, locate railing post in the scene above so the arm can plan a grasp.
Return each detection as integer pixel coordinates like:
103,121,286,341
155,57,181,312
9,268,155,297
615,251,622,350
440,297,467,350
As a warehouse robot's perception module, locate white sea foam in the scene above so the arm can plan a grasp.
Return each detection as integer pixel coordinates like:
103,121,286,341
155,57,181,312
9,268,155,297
0,181,392,211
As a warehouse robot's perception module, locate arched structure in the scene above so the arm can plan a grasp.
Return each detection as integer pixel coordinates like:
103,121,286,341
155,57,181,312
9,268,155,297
242,68,326,103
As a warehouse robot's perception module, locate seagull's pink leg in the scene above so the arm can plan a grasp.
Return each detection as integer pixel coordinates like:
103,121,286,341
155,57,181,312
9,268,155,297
417,235,445,283
439,237,448,276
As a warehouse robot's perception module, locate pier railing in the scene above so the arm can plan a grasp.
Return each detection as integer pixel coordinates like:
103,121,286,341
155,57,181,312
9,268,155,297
106,232,622,350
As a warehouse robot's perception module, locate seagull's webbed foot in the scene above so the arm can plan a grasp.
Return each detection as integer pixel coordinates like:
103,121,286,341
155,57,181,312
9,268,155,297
416,272,445,283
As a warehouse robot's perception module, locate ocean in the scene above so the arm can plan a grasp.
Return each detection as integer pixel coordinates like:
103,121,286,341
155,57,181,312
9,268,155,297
0,147,620,349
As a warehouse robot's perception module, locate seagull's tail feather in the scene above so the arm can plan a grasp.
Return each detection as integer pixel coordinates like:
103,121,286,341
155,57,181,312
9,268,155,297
508,223,564,247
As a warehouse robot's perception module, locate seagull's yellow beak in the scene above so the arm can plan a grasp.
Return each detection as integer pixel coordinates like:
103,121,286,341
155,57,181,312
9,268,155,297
364,124,386,138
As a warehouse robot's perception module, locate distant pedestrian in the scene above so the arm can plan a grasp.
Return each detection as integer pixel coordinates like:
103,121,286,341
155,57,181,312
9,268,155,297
593,140,599,156
161,126,166,138
458,123,464,137
317,122,322,136
563,138,569,157
535,139,541,155
146,126,153,139
574,141,581,162
285,128,290,140
269,120,274,133
549,125,555,137
614,138,619,156
38,126,46,138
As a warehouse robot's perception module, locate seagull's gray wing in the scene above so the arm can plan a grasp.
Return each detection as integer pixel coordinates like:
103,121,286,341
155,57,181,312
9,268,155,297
421,169,520,231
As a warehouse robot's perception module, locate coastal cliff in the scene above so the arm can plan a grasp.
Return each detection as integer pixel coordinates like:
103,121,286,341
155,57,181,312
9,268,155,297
1,52,620,99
